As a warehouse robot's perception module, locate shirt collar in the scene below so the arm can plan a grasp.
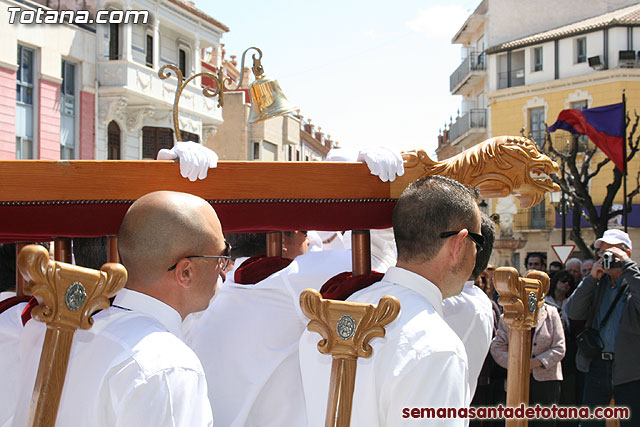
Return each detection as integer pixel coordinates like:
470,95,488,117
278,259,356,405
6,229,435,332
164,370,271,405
0,291,16,301
382,266,444,316
112,288,184,339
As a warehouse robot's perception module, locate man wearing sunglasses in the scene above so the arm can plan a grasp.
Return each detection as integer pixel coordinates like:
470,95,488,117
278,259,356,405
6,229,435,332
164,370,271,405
12,191,222,427
300,175,482,426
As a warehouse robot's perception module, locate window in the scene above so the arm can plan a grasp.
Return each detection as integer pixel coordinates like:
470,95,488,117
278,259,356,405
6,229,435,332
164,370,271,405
142,127,173,159
179,48,187,77
530,199,546,229
296,149,300,161
107,121,121,160
305,155,309,161
533,47,543,72
529,107,545,148
576,38,586,63
60,60,76,159
109,23,119,60
16,45,34,159
253,142,260,160
287,145,293,161
145,34,153,67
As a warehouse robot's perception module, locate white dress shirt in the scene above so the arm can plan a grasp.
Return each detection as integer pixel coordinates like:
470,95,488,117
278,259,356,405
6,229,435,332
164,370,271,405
12,288,213,427
184,249,353,427
442,280,494,397
0,291,16,302
299,267,470,427
0,292,27,427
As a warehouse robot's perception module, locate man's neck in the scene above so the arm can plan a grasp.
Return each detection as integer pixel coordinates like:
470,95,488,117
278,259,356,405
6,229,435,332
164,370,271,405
395,260,452,298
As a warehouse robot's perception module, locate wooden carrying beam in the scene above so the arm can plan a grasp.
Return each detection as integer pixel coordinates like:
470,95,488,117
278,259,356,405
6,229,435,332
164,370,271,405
17,245,127,427
0,136,559,241
494,268,549,427
299,289,400,427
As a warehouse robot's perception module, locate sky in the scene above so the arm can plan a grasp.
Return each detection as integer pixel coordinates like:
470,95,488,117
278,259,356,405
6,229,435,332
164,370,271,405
199,0,481,157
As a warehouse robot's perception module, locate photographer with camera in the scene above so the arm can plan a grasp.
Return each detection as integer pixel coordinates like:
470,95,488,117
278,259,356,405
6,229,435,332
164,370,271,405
567,229,640,426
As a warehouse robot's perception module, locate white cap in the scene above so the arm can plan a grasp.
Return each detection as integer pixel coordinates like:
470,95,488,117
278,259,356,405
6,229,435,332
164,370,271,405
595,229,632,251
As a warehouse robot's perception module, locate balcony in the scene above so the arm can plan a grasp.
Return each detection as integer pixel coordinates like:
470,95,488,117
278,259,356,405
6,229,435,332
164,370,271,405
497,67,525,90
514,200,555,231
450,52,486,95
97,60,223,128
447,109,487,146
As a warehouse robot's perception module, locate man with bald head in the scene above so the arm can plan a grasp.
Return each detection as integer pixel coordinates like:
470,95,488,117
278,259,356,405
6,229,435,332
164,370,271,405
12,191,221,427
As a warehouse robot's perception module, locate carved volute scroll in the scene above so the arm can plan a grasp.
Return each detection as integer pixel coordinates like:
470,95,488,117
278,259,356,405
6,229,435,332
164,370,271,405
17,245,127,427
494,267,549,427
300,289,400,427
495,267,549,330
394,136,560,208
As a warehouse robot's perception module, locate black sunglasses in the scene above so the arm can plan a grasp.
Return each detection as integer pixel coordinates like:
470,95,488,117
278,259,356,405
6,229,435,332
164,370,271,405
440,230,484,253
168,241,232,272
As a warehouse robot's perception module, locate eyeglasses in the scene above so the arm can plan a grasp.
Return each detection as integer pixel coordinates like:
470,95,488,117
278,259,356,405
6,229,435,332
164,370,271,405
440,230,484,253
168,241,232,272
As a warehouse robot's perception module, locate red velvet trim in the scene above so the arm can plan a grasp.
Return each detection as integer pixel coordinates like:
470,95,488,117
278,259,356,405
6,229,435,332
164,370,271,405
234,255,293,284
0,295,31,316
319,271,384,301
0,200,395,242
21,296,38,326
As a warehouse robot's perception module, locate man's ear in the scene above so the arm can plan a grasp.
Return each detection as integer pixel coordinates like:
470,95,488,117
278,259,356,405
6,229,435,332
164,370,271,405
447,229,468,263
173,259,193,289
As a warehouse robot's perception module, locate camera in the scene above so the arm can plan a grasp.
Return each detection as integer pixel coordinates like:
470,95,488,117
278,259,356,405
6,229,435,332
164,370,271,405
602,251,621,269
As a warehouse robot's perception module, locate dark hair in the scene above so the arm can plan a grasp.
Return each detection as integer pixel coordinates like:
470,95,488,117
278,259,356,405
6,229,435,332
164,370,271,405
549,261,563,271
224,233,267,259
525,252,547,267
73,237,108,270
393,176,479,263
549,269,576,298
0,242,51,293
471,214,496,280
0,243,16,293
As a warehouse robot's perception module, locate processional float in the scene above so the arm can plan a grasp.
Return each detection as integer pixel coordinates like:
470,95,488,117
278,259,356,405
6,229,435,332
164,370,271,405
0,49,560,426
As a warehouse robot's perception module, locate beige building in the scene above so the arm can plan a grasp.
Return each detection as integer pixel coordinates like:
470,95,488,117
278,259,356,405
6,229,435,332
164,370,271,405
439,0,640,269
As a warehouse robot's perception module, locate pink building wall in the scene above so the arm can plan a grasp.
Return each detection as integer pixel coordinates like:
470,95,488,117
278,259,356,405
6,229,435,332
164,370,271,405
0,67,16,160
38,79,60,160
79,91,95,159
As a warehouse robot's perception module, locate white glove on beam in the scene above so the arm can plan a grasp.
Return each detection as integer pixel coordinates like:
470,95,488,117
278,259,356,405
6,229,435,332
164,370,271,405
157,140,219,182
326,146,404,182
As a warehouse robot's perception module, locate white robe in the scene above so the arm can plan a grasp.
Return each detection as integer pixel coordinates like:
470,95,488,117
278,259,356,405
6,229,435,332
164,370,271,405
0,292,27,427
12,289,213,427
299,267,470,426
442,280,494,397
184,249,353,427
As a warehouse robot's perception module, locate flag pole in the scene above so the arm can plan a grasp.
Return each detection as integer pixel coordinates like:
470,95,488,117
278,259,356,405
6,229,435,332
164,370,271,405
623,90,628,232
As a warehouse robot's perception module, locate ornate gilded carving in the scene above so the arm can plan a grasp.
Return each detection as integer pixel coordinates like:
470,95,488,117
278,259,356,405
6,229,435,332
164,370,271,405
399,136,560,208
299,288,400,359
494,266,549,330
18,245,127,331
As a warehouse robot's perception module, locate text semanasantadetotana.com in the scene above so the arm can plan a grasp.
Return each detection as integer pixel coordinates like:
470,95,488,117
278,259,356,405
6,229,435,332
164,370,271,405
402,404,629,420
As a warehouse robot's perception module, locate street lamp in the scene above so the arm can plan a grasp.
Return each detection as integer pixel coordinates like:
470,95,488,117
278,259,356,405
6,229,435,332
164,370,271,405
159,47,297,141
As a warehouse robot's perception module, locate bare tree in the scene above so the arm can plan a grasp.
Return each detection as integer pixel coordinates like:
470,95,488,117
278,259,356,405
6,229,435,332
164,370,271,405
542,112,640,259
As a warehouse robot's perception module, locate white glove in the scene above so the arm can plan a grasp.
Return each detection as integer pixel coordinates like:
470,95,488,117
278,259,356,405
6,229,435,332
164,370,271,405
157,140,219,182
356,147,405,182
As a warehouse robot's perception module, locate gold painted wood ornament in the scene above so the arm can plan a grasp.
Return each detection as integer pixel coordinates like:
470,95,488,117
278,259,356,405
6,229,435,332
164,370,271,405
299,289,401,427
494,267,550,427
18,245,127,427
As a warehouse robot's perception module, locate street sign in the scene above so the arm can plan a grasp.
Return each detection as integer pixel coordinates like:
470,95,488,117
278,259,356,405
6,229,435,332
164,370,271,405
551,244,576,266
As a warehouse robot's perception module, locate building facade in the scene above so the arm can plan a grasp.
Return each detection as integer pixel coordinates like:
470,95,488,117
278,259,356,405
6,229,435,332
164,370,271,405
1,0,227,161
439,0,640,269
204,51,333,161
